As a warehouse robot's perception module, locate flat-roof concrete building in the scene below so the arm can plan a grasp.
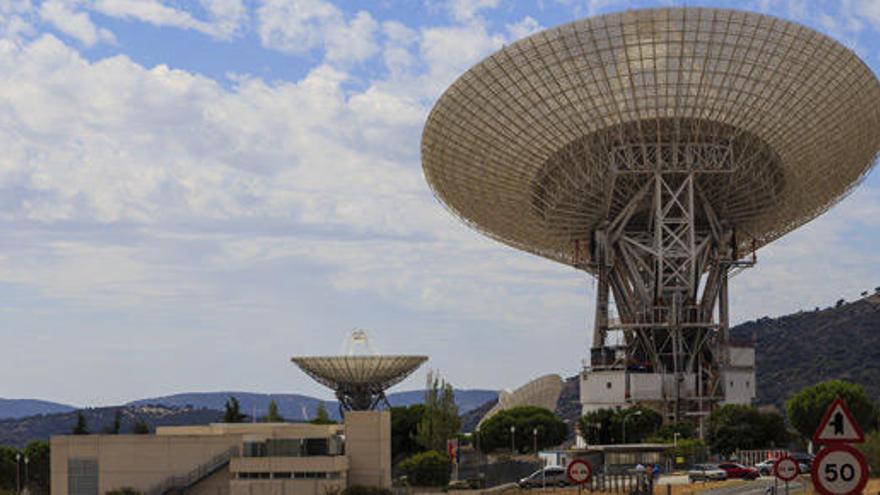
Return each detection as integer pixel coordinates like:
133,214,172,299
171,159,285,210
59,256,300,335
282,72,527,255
51,411,390,495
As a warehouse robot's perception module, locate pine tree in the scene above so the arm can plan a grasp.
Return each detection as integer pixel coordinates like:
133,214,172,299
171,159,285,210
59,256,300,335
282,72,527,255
310,402,336,424
132,419,150,434
265,400,284,422
72,411,89,435
415,371,460,451
107,409,121,434
223,396,245,423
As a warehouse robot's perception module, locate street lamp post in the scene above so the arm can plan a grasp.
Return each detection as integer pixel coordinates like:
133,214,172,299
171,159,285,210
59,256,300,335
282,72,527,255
533,427,538,454
510,425,516,453
15,452,20,495
23,455,29,493
622,410,643,444
534,427,544,488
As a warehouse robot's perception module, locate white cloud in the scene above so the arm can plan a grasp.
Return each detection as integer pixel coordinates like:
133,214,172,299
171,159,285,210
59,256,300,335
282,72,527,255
446,0,499,22
256,0,378,63
506,16,542,40
418,23,505,97
90,0,245,40
40,1,115,47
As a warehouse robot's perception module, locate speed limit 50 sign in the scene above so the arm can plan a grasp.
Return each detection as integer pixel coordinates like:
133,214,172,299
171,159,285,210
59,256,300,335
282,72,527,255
811,444,869,495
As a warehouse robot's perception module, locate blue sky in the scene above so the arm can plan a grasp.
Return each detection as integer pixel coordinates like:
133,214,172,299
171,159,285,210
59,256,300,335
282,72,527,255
0,0,878,407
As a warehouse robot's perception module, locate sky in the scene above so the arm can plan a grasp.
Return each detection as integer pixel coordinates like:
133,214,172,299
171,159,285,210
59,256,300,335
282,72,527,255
0,0,878,407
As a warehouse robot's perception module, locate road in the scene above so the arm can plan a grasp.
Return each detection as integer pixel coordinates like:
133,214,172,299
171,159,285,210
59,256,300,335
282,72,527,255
699,477,806,495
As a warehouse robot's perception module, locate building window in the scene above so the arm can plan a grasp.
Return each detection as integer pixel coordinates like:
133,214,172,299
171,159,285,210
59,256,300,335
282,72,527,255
68,459,98,495
243,442,268,457
746,381,750,388
606,382,612,389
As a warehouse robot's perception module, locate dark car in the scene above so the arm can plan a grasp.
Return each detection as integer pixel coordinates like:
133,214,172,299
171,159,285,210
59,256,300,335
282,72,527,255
790,453,814,474
718,462,760,480
518,466,569,488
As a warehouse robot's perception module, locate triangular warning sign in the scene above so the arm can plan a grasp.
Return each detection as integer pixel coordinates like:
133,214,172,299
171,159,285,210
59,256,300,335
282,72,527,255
812,397,865,444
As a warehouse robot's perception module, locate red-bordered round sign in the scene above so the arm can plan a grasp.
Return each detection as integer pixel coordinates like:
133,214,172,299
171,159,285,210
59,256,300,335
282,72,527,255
567,459,593,485
773,456,800,482
810,444,869,495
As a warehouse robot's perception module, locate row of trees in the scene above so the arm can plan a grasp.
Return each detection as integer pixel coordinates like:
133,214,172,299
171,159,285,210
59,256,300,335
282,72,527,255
71,410,150,435
221,396,336,424
0,441,50,495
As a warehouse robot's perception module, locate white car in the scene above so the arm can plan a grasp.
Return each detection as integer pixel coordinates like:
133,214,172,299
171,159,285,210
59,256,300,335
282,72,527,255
519,466,569,488
688,464,728,483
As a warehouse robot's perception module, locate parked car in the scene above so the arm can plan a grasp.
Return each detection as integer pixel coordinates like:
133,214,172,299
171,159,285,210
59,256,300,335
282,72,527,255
755,459,776,476
718,462,760,480
688,464,728,483
791,452,814,473
519,466,569,488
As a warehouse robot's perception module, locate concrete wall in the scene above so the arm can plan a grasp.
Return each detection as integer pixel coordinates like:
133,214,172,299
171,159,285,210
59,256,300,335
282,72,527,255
344,411,391,488
580,371,627,413
721,369,756,405
189,466,232,495
230,478,345,495
51,434,238,495
729,346,755,368
629,374,663,400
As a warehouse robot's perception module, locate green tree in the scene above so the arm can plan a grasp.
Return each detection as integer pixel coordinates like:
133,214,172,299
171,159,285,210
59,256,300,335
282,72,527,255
106,409,122,434
24,441,50,495
132,420,150,434
265,400,284,422
649,422,696,442
706,405,789,456
578,405,663,445
0,446,18,491
398,450,452,486
479,406,567,453
786,380,876,441
310,403,337,424
223,396,246,423
72,411,89,435
391,404,426,460
415,371,461,452
857,431,880,475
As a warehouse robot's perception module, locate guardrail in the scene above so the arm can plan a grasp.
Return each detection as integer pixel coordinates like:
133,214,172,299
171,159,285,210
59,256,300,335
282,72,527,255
145,446,239,495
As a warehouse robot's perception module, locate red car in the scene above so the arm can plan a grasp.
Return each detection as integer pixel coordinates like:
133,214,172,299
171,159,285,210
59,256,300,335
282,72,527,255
718,462,760,480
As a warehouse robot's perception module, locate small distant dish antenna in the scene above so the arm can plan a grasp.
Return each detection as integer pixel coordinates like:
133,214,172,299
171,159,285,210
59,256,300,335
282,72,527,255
293,329,427,415
342,328,378,356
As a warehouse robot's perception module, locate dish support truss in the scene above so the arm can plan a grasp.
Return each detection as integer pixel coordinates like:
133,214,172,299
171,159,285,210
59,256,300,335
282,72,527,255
334,384,392,416
586,137,754,421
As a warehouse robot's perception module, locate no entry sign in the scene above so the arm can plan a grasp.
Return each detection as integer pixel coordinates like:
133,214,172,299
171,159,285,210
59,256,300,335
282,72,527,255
773,456,800,482
810,444,869,495
567,459,593,485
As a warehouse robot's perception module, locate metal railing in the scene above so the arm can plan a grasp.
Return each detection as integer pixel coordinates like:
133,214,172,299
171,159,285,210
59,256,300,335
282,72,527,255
146,446,239,495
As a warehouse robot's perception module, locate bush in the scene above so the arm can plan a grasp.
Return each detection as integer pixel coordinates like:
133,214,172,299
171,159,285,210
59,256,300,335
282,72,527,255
578,405,663,445
706,405,789,456
341,486,392,495
106,488,142,495
858,431,880,475
398,450,452,487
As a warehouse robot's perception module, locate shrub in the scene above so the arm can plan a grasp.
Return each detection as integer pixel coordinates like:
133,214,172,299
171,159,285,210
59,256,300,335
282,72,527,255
398,450,452,487
341,486,392,495
106,488,142,495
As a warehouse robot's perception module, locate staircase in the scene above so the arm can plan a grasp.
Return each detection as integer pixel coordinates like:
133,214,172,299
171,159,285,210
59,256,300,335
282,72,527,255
146,446,239,495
